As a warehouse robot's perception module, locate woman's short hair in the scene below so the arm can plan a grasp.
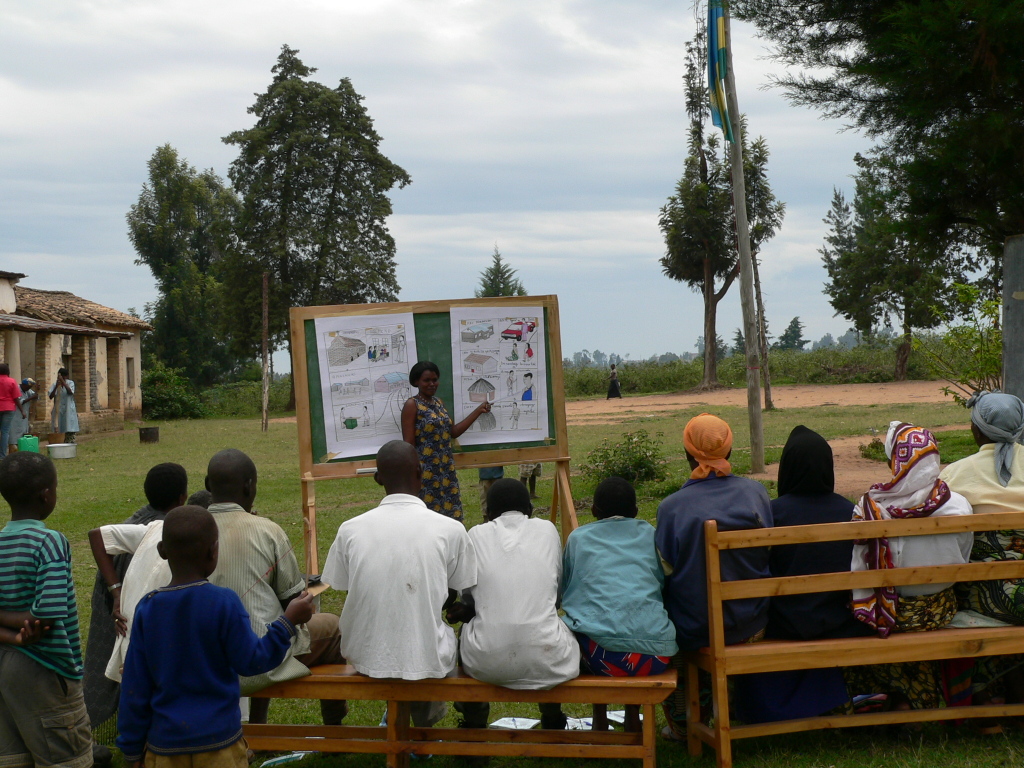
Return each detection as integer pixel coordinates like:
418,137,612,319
486,478,533,518
408,361,440,386
593,477,637,519
58,367,69,377
0,364,9,376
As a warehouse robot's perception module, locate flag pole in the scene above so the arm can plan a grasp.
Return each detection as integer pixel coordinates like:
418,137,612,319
721,2,765,472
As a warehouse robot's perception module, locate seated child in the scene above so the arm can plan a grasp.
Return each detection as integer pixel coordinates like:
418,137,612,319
447,478,579,730
560,477,678,731
0,452,93,768
116,506,314,768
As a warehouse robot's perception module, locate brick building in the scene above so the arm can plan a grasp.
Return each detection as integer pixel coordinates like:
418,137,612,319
0,271,150,435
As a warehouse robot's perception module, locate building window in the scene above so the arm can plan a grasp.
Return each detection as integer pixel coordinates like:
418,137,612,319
62,355,72,377
126,358,135,389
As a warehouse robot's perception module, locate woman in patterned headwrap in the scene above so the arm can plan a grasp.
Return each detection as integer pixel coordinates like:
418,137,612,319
941,391,1024,623
845,421,974,710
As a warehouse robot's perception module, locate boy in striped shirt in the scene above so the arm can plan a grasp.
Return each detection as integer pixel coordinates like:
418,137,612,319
0,451,92,768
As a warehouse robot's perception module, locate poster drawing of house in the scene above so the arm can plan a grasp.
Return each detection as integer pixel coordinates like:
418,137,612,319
333,378,370,397
463,353,497,374
327,335,366,367
374,371,409,393
467,378,496,403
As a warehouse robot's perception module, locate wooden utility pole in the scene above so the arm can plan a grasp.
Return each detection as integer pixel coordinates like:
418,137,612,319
1005,235,1024,400
722,5,765,472
261,272,270,433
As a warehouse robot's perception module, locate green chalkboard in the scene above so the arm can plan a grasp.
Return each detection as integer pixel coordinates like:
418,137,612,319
302,304,558,466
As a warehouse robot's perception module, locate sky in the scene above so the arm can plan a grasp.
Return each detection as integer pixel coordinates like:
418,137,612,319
0,0,873,367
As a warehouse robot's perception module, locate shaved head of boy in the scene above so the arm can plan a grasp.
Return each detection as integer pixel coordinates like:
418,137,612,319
592,477,638,519
206,450,258,511
0,452,58,519
158,505,219,581
484,478,532,521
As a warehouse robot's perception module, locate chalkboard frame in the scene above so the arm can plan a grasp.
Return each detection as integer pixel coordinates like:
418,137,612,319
289,295,575,572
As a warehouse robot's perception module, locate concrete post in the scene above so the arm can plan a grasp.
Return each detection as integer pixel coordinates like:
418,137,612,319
1004,235,1024,401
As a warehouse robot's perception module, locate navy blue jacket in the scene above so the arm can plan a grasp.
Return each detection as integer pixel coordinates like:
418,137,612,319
655,474,773,650
117,581,296,761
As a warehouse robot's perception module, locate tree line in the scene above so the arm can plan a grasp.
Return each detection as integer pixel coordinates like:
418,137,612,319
128,45,409,398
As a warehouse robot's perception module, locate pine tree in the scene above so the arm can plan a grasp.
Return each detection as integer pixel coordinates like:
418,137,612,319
775,318,808,351
732,328,745,356
475,246,526,297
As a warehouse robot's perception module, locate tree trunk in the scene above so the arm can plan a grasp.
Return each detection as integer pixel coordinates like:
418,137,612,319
751,254,774,410
895,311,912,381
701,259,719,388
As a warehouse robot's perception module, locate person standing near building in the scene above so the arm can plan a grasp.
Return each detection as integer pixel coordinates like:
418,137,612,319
0,365,21,457
48,368,79,443
9,379,37,453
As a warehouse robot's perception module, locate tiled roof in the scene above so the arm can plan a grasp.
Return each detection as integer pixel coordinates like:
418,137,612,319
14,286,151,331
0,314,132,338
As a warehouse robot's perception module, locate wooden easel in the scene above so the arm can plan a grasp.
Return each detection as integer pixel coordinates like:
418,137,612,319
290,295,576,574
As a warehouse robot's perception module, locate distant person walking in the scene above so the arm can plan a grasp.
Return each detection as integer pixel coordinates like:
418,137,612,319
49,367,79,443
607,364,622,400
0,365,21,457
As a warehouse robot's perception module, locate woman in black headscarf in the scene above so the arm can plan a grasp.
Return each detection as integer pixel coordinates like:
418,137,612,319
767,425,874,641
734,426,870,725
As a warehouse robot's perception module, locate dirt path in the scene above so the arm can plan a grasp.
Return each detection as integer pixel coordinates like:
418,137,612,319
567,379,950,424
748,424,968,499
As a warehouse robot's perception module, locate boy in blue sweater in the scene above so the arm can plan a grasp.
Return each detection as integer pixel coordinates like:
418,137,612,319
117,506,314,768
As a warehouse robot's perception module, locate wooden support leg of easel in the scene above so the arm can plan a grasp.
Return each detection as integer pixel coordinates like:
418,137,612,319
301,474,319,575
554,459,577,544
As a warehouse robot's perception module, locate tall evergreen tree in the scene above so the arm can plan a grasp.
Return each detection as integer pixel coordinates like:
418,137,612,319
660,32,736,389
126,144,239,385
223,45,411,363
775,317,808,351
475,246,526,297
732,0,1024,257
820,153,967,379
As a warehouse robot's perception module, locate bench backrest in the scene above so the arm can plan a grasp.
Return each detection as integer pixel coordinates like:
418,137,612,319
703,511,1024,654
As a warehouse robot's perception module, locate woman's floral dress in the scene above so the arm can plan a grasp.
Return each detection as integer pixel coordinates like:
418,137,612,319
413,395,463,520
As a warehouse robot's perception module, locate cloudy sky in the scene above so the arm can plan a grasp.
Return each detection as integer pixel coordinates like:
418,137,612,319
1,0,872,365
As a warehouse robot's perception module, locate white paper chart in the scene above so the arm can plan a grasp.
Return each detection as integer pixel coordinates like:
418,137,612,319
314,313,417,460
449,306,549,445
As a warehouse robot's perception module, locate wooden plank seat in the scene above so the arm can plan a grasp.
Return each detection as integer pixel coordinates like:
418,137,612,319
244,664,677,768
684,511,1024,768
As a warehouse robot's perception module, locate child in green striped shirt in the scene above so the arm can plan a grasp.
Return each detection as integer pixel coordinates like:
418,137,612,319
0,452,92,768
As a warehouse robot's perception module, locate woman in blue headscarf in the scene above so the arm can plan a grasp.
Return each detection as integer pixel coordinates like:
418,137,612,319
941,390,1024,623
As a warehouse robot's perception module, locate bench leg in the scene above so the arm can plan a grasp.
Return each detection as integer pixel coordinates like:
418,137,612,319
711,670,732,768
685,662,702,757
386,700,411,768
642,702,657,768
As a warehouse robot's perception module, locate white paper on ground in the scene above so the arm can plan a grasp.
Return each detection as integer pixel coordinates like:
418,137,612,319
490,717,541,730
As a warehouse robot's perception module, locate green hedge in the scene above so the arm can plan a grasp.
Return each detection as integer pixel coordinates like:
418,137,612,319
564,345,933,398
200,378,293,417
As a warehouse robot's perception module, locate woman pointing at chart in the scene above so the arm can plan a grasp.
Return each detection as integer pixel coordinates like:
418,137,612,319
402,361,491,521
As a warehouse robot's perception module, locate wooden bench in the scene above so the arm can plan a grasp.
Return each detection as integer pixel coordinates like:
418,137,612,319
244,664,676,767
683,510,1024,768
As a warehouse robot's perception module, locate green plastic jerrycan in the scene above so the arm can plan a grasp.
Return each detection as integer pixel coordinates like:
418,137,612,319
17,435,40,453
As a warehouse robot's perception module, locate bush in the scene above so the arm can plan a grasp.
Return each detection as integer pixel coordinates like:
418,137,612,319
141,363,206,420
562,344,933,398
580,429,668,484
201,377,292,417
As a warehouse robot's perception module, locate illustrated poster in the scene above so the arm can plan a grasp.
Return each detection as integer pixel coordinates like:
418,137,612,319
449,306,549,445
314,313,417,460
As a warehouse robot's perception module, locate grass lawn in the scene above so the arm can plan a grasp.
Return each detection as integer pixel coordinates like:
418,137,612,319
44,399,1024,767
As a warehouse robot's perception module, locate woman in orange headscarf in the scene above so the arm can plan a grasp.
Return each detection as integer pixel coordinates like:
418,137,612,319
654,413,773,740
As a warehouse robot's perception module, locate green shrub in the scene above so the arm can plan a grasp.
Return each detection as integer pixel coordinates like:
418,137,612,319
859,437,887,462
200,377,292,417
563,344,933,398
580,429,668,484
141,363,207,420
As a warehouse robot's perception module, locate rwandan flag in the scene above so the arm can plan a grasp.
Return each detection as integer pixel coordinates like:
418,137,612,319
708,0,734,143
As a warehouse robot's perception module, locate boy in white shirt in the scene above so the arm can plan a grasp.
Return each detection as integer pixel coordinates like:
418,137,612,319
321,440,477,727
447,478,579,730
